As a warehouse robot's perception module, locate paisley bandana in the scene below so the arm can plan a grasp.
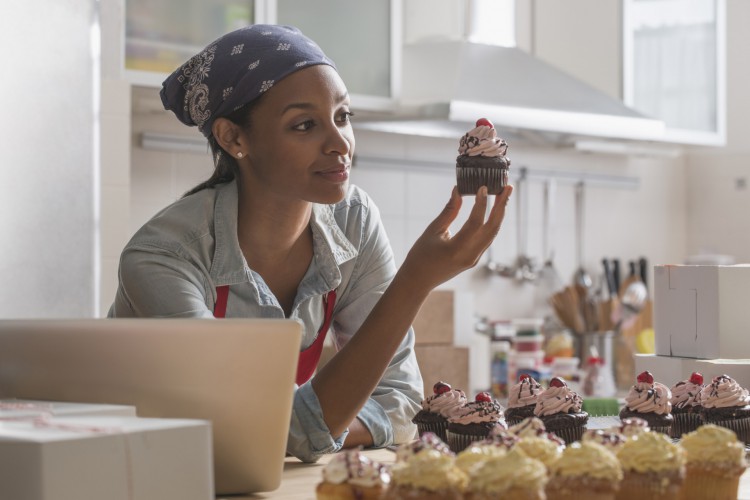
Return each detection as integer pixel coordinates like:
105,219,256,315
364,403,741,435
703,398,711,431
160,24,336,138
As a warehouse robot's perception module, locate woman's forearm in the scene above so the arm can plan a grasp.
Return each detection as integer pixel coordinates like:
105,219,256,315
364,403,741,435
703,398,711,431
311,268,430,437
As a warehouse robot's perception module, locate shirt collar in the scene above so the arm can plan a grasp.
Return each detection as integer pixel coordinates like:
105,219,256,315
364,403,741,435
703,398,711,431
209,180,358,289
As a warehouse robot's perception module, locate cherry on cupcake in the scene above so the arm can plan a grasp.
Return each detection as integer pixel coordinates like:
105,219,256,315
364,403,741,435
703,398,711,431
475,117,494,129
519,373,530,382
433,381,452,395
475,392,492,403
549,377,567,388
689,372,704,385
636,371,654,384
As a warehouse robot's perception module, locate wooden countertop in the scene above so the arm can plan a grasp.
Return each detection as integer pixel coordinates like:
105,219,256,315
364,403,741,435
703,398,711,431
221,447,750,500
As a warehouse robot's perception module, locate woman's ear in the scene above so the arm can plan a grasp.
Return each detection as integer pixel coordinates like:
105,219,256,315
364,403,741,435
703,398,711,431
212,118,245,158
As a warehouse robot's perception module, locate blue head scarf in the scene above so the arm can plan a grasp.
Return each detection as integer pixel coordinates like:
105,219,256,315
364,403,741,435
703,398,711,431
160,24,336,138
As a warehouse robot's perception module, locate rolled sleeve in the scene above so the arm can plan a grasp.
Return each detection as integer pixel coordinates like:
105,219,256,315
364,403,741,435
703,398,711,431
355,397,393,448
287,382,348,463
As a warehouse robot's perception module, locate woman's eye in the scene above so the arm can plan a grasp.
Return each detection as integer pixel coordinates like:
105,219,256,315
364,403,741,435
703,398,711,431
337,111,354,124
293,120,315,131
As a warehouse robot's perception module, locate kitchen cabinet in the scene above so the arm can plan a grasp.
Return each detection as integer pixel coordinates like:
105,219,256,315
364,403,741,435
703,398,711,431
623,0,726,146
274,0,400,110
534,0,725,146
123,0,400,109
124,0,259,87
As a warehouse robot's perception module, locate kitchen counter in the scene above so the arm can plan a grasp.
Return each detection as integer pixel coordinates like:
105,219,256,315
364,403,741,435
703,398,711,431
224,447,750,500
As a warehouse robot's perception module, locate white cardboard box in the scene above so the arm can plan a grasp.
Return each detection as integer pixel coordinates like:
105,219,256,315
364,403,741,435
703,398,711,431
0,416,213,500
635,354,750,389
654,264,750,359
0,400,136,420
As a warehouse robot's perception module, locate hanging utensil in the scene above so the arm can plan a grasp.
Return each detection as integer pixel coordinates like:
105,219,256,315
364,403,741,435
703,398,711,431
573,182,593,290
536,178,563,292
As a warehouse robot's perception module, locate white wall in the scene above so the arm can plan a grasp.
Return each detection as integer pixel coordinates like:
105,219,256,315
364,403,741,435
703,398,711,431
0,0,98,318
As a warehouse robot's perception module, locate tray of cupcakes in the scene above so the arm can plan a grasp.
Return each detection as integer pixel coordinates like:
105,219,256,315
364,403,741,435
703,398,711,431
315,372,750,499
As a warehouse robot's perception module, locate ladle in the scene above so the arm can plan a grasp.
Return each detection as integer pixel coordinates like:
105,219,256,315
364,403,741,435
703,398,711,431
573,181,593,290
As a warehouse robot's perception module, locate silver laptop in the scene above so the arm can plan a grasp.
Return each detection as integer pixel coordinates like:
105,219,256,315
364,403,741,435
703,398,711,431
0,318,301,495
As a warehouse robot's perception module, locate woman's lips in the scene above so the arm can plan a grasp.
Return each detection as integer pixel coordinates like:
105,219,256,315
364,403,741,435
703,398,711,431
317,165,350,183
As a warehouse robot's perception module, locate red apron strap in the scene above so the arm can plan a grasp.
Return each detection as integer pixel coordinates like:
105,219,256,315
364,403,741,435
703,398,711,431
213,285,230,318
295,289,337,386
212,285,337,386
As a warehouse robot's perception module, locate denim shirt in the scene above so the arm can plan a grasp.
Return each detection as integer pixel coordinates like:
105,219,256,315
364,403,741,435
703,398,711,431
108,180,423,462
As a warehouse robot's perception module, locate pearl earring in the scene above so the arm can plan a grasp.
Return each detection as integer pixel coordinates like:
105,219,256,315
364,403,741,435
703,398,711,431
237,152,244,158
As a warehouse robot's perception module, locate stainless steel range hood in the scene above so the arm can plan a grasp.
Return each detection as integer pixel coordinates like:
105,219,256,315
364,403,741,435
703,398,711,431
355,40,666,144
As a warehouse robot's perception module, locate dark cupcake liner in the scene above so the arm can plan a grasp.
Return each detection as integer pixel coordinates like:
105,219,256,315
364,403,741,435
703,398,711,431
415,421,448,443
456,165,509,196
548,424,586,445
700,416,750,445
670,413,702,439
649,425,672,436
445,429,488,454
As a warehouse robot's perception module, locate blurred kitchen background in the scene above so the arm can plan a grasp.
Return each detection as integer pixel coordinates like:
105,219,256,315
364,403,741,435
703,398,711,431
2,0,748,395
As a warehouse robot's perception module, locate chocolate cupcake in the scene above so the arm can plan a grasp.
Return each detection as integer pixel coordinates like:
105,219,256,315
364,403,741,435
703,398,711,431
505,374,545,426
446,392,506,453
619,370,673,435
699,374,750,444
533,377,589,444
455,118,510,196
412,381,466,441
670,371,705,438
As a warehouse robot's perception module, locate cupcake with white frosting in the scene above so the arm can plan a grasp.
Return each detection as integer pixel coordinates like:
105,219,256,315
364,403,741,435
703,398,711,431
619,370,673,435
546,441,622,500
316,449,390,500
699,374,750,444
680,424,747,500
616,431,686,499
395,431,453,463
388,448,466,499
465,447,547,500
533,377,588,444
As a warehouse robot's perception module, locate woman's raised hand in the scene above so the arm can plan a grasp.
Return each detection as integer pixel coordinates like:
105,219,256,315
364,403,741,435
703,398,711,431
401,185,513,291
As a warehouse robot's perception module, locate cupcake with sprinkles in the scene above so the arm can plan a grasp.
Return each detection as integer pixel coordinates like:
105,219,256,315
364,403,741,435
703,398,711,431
316,448,390,500
619,370,673,435
616,431,686,499
446,392,506,453
388,448,466,500
533,376,589,444
505,374,545,426
670,371,705,438
465,447,548,500
412,381,467,441
699,374,750,444
455,118,510,196
546,441,622,500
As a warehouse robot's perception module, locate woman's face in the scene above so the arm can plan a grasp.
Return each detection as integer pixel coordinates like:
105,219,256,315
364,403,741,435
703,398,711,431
238,65,354,205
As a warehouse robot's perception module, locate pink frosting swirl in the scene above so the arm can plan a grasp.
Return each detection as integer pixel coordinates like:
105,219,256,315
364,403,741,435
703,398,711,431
422,389,467,419
507,377,545,409
700,375,750,409
670,380,704,409
624,381,672,415
448,400,505,426
457,125,509,157
533,383,583,416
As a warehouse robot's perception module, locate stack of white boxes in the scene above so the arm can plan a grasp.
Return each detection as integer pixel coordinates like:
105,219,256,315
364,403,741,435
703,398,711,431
0,400,213,500
635,265,750,387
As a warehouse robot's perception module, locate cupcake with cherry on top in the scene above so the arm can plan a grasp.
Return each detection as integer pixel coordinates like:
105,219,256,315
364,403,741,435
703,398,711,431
505,374,545,426
446,392,506,453
412,381,467,442
533,377,589,444
619,370,673,435
699,374,750,444
670,371,705,438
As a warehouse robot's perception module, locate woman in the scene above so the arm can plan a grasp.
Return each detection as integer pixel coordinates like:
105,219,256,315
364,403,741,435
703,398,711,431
109,25,513,462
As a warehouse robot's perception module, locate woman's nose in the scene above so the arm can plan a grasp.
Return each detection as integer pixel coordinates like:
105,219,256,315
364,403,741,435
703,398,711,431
323,122,352,156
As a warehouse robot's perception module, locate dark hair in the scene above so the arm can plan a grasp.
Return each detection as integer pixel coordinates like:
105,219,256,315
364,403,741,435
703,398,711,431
182,99,258,197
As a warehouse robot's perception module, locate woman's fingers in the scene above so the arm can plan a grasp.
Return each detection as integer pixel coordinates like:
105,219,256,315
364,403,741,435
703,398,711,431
425,186,462,235
483,184,514,235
